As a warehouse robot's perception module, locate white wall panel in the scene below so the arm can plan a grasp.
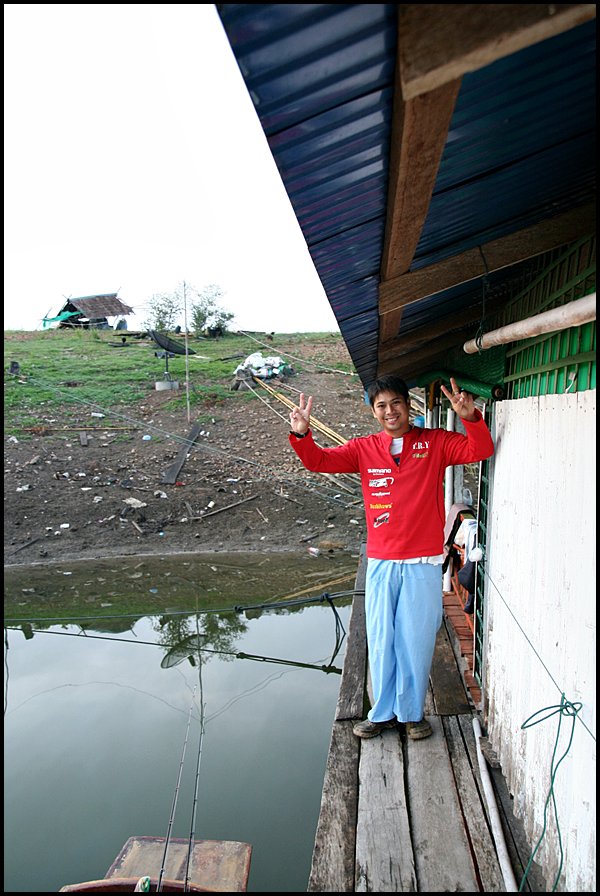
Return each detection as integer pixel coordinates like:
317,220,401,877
483,389,596,892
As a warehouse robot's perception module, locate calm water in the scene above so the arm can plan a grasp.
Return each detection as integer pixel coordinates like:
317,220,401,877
4,552,358,892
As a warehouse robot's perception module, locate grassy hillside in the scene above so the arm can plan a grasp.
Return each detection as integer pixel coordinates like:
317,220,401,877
4,328,351,434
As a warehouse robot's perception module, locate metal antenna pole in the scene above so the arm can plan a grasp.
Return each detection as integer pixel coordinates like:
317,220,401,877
183,281,191,424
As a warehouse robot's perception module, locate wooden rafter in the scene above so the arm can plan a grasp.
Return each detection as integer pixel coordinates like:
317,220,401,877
377,4,596,358
398,4,596,101
379,203,596,322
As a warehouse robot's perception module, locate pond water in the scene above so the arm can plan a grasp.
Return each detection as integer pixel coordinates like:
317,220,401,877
4,551,360,893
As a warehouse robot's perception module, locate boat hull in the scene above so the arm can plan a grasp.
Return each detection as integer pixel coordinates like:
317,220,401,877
59,837,252,893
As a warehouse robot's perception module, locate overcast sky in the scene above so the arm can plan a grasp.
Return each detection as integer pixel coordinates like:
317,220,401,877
3,4,340,333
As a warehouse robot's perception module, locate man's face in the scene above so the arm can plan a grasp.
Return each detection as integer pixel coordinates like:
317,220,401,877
371,390,410,436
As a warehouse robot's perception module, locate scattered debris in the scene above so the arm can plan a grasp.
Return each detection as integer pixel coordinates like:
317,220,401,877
8,537,42,556
161,422,202,484
231,352,294,389
234,352,292,379
197,494,257,519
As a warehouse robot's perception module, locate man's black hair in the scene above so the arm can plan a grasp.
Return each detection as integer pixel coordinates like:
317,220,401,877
367,375,409,407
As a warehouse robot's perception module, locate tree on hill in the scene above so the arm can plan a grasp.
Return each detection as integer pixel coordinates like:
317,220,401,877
190,284,234,337
142,288,184,332
143,282,234,335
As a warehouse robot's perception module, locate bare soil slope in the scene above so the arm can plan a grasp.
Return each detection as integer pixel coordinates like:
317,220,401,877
5,336,376,567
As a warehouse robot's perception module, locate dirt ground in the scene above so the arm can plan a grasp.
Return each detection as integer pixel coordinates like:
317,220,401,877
5,337,379,568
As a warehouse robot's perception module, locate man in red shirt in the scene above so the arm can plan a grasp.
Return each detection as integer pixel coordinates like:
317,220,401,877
289,375,494,739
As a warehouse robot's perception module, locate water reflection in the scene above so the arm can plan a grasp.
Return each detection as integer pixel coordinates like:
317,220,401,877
4,552,358,893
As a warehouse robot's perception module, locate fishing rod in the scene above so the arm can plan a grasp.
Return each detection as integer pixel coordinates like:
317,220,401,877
236,650,343,675
184,619,206,892
157,685,197,892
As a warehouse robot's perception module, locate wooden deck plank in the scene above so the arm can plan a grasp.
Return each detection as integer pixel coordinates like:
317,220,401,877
444,716,506,891
311,547,514,892
335,546,367,722
406,715,479,892
355,729,416,892
307,721,359,892
429,622,472,715
309,548,366,892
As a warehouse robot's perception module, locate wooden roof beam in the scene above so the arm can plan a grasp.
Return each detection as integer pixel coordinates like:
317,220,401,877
379,280,519,357
379,10,461,345
398,4,596,101
378,77,460,343
379,311,484,363
379,203,596,318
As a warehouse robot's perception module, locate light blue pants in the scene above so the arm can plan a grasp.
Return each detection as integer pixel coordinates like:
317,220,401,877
365,559,443,723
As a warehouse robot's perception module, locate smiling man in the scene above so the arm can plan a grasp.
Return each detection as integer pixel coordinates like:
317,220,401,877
288,374,494,740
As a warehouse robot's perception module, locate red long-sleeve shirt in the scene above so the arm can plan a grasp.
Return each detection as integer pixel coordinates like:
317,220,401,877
289,413,494,560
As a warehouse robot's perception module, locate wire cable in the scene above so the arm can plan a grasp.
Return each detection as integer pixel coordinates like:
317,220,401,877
4,582,359,625
235,330,357,376
6,370,361,507
474,246,490,352
480,566,594,742
518,695,583,892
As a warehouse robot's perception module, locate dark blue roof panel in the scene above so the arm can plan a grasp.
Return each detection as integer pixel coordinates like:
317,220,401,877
218,5,596,387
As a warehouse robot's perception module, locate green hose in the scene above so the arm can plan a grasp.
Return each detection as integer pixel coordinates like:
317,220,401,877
412,370,504,400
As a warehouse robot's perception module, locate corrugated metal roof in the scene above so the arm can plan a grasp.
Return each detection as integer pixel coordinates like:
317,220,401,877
218,4,596,388
416,25,596,267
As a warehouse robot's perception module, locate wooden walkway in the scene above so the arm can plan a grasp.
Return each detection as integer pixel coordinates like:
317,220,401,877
308,548,516,893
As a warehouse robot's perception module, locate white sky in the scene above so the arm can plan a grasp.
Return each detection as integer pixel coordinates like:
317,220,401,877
3,4,340,333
